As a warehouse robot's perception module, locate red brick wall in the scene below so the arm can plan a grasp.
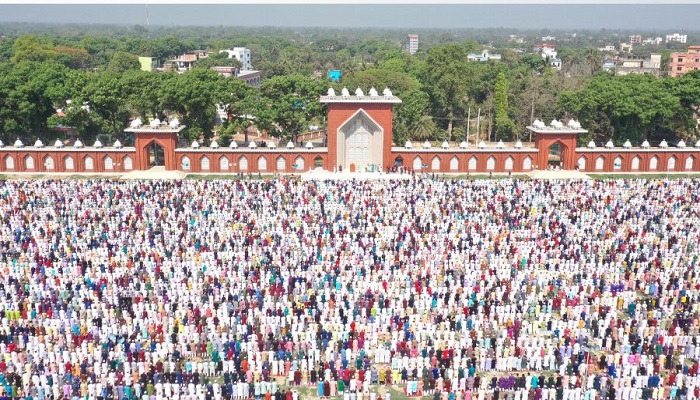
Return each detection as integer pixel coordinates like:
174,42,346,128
389,150,538,173
174,151,328,173
134,131,178,170
575,150,700,173
0,150,137,173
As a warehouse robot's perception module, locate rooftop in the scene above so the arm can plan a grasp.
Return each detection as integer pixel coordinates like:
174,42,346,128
319,87,402,104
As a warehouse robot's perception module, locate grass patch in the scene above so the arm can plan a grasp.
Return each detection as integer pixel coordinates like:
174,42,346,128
442,174,530,180
186,174,291,180
588,173,700,179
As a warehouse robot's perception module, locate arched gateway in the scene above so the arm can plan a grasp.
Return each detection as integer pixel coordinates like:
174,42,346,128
320,88,401,171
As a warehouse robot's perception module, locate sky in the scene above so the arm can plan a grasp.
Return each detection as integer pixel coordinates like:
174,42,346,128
0,4,698,31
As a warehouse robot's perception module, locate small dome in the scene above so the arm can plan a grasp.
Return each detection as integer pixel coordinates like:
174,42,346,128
130,118,142,128
305,141,313,149
659,139,668,148
268,141,277,148
695,139,700,148
641,140,650,148
13,139,23,148
286,141,294,149
405,141,413,149
74,139,84,148
369,87,378,98
327,88,336,97
248,141,257,148
34,139,44,148
230,140,238,148
550,119,559,127
191,141,200,148
0,140,4,148
623,140,631,148
497,140,505,149
478,141,486,149
515,141,523,149
341,87,350,98
587,141,596,148
605,140,614,148
94,139,102,148
113,140,123,148
53,139,63,148
677,140,686,148
210,140,219,148
150,118,161,127
441,141,449,149
355,88,364,98
459,141,468,148
382,87,393,98
169,118,180,128
423,141,432,149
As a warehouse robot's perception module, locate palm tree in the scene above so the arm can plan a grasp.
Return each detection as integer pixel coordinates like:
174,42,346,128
412,116,438,141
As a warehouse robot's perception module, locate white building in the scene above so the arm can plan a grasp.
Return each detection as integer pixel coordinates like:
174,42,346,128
643,37,663,45
666,33,688,44
598,45,616,52
407,34,419,55
220,47,252,70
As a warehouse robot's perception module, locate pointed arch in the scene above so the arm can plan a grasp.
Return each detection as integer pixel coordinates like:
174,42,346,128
686,155,695,170
649,156,658,170
25,155,35,170
276,156,286,171
413,156,423,170
123,156,133,170
294,156,305,171
595,156,605,170
613,156,623,171
4,155,14,170
449,156,459,171
104,156,114,170
201,156,210,171
239,156,249,171
577,156,586,171
219,156,229,171
42,155,54,170
631,156,640,170
180,156,191,171
257,156,268,171
64,156,75,170
468,156,477,171
523,156,533,171
504,156,514,171
486,156,496,171
667,155,677,170
84,156,94,170
431,156,441,171
313,156,323,168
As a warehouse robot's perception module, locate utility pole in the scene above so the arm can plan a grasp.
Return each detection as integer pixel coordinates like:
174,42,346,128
146,4,150,40
475,108,481,145
466,107,471,145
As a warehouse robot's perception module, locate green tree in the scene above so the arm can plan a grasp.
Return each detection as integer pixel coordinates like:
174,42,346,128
494,72,515,140
257,74,325,141
105,51,141,73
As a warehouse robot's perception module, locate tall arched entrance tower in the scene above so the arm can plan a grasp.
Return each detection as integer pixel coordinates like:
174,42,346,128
321,88,401,171
125,119,185,171
526,120,587,170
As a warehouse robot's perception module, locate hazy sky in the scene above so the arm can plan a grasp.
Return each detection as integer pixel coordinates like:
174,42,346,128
0,4,698,31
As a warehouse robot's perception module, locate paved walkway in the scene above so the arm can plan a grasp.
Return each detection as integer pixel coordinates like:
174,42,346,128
120,166,187,180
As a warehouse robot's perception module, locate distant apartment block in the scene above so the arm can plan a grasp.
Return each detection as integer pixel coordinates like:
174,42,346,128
598,45,616,52
541,36,556,41
533,43,557,60
619,43,633,53
643,37,663,45
407,34,419,55
467,50,502,62
220,47,253,70
666,33,688,44
669,46,700,77
613,54,662,76
237,70,262,88
629,35,642,44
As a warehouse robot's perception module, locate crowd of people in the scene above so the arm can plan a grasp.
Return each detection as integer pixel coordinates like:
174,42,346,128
1,176,700,400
